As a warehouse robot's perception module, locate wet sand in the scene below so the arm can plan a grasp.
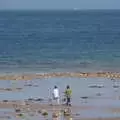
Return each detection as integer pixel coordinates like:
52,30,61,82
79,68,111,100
66,117,120,120
0,101,120,120
0,72,120,80
106,107,120,113
0,74,120,120
0,100,95,111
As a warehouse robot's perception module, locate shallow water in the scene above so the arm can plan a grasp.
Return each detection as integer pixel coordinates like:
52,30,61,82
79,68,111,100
0,77,120,119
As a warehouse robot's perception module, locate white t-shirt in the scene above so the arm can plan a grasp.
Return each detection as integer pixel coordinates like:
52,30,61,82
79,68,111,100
53,88,59,98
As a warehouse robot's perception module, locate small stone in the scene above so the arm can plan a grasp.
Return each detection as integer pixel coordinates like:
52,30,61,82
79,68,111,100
3,100,8,102
16,88,22,90
75,113,80,116
24,84,32,86
113,85,119,88
38,110,41,113
6,88,12,91
52,112,59,118
41,110,48,116
80,96,88,99
28,98,33,101
15,109,21,112
34,98,44,102
64,108,71,116
17,113,23,117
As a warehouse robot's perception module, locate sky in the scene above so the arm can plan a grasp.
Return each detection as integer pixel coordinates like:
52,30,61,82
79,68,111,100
0,0,120,10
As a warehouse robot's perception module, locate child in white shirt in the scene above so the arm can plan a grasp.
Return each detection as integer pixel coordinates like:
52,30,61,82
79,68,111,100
52,86,60,105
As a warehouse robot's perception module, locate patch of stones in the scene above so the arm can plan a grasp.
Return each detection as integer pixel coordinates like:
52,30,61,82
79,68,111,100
0,72,120,80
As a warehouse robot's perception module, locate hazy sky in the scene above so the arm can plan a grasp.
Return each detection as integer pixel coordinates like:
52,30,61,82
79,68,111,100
0,0,120,10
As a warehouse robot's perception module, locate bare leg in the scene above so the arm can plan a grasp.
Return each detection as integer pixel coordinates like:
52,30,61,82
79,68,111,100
56,98,60,105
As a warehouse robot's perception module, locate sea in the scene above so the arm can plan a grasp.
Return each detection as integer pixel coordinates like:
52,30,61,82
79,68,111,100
0,10,120,74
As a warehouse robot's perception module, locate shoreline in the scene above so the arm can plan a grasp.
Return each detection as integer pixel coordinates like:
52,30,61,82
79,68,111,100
0,71,120,80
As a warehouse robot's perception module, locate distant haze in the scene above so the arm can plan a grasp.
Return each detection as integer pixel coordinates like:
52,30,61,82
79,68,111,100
0,0,120,10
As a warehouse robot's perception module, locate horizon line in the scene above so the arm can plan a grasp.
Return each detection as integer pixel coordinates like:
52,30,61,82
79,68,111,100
0,8,120,11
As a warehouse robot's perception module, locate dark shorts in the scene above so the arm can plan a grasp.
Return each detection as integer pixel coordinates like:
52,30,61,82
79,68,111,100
67,97,71,103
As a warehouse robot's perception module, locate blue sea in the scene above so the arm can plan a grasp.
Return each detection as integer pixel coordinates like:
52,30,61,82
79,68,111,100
0,10,120,73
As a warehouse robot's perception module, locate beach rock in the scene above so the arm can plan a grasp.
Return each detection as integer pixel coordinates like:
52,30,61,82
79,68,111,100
41,109,48,116
113,85,119,88
17,113,25,119
64,112,71,116
63,108,71,116
16,88,22,90
34,98,44,102
96,93,102,96
3,100,8,102
97,85,104,88
52,112,59,118
17,113,23,117
28,98,34,101
15,109,21,112
111,78,115,81
6,88,12,91
80,96,89,99
75,113,80,116
88,84,97,88
88,84,104,88
24,84,32,86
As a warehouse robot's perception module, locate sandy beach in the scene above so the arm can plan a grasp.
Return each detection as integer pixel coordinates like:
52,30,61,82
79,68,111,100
0,72,120,80
0,73,120,120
